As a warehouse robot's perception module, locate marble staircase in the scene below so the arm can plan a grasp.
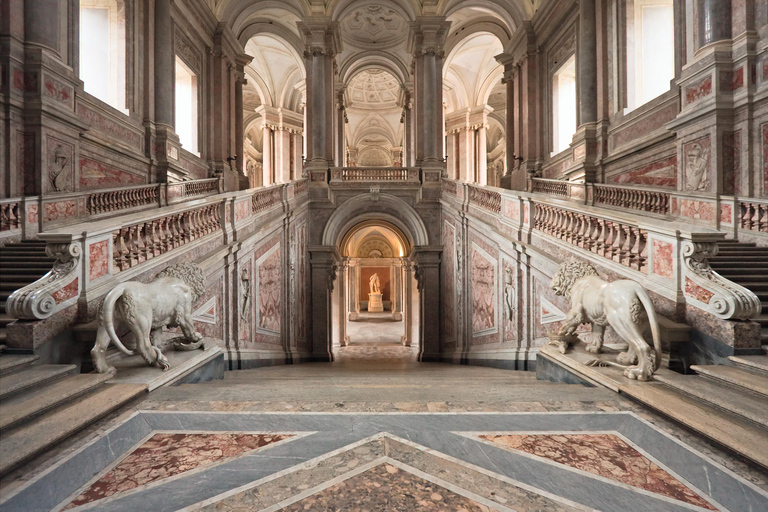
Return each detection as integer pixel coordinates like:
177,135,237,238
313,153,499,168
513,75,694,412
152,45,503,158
537,344,768,471
709,241,768,346
0,241,56,346
0,346,146,477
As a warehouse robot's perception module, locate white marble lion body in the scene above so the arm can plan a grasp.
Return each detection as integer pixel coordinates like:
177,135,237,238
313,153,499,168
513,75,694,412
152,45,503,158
91,263,205,374
551,261,662,381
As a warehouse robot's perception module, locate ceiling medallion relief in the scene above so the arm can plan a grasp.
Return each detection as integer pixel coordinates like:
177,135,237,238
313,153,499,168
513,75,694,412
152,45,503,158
342,5,407,49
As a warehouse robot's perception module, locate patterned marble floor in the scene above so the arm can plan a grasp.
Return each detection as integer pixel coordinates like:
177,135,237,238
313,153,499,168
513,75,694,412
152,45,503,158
1,363,767,511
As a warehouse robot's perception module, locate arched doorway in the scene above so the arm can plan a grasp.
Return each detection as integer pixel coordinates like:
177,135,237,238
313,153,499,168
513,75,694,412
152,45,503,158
309,194,441,363
336,220,418,361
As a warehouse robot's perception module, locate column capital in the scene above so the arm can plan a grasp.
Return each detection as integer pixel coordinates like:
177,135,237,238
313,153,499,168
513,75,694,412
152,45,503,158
407,17,451,57
298,18,343,58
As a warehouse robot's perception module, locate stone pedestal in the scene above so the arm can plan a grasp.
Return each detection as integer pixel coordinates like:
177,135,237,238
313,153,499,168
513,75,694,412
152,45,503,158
368,293,383,312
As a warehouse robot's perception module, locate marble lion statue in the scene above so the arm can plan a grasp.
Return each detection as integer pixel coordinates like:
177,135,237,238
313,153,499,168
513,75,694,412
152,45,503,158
91,263,206,374
550,260,662,381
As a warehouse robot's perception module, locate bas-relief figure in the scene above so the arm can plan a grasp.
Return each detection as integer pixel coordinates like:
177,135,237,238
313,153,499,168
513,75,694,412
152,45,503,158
369,273,381,294
685,142,710,191
550,260,662,381
91,263,206,374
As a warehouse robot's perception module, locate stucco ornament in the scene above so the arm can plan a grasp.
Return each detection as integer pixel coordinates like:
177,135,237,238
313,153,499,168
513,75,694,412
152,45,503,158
550,260,662,381
685,143,710,191
91,263,206,374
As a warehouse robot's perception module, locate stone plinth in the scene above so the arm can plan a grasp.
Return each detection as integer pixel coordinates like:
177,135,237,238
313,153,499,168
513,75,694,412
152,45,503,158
368,293,383,312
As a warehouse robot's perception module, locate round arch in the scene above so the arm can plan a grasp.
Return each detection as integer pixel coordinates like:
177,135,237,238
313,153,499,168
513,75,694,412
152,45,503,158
340,52,409,87
322,194,430,250
340,219,411,257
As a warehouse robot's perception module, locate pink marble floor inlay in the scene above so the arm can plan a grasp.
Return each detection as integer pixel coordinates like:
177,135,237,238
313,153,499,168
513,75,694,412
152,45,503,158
65,433,293,509
480,434,715,510
281,463,492,511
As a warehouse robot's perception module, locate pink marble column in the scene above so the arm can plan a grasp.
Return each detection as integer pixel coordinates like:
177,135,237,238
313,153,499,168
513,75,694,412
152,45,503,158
477,124,488,185
275,129,292,183
262,125,272,186
458,129,475,182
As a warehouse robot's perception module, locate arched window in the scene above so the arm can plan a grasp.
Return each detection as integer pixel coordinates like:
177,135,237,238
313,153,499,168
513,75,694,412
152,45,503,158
624,0,675,111
79,0,126,112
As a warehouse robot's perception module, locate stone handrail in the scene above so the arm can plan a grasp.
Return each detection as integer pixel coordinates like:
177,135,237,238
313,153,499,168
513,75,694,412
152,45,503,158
294,178,308,197
0,199,21,232
86,183,159,215
531,178,568,199
468,184,502,213
739,199,768,233
6,182,305,321
112,203,221,272
167,178,222,204
328,167,421,184
533,202,649,272
442,179,762,321
593,183,671,215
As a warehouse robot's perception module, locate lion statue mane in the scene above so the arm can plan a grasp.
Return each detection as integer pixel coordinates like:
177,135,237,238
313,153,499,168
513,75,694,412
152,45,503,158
550,259,662,381
91,263,206,375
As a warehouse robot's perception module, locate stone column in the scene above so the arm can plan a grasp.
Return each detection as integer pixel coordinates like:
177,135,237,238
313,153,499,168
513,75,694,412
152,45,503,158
275,129,292,183
24,0,61,55
477,124,488,185
445,132,457,179
348,259,359,320
262,125,273,186
578,0,597,126
402,262,413,346
458,128,475,181
408,18,451,171
337,260,347,346
234,56,252,190
154,0,174,129
504,69,515,182
392,261,403,321
411,247,442,361
293,132,303,180
336,89,346,167
299,20,341,173
697,0,732,49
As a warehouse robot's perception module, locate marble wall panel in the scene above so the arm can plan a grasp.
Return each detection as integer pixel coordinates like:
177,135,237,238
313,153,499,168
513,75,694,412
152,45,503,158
238,258,253,343
295,221,309,350
255,242,282,345
684,76,712,105
608,156,676,188
44,200,77,221
88,240,109,281
677,198,716,222
470,233,498,344
443,219,456,342
682,136,712,193
762,123,768,196
652,240,674,279
722,131,741,195
79,157,145,190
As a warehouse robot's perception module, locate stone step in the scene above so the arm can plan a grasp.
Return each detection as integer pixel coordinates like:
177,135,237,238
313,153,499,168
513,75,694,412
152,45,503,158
0,255,54,261
0,364,76,400
0,383,146,477
0,354,39,376
0,373,113,432
728,355,768,376
0,262,55,269
0,270,49,278
713,250,768,256
654,373,768,429
709,255,768,261
691,364,768,398
0,282,34,291
730,282,768,290
0,314,15,327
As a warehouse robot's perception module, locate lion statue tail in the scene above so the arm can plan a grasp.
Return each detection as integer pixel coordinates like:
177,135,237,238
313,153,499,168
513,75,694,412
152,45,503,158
101,283,136,356
636,287,662,371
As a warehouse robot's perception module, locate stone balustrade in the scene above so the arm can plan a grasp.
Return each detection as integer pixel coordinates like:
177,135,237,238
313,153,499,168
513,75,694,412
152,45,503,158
0,200,21,232
86,184,159,215
593,184,670,215
468,184,502,213
112,203,221,272
533,203,648,272
328,167,421,185
531,178,568,199
252,186,284,213
167,178,222,204
739,200,768,233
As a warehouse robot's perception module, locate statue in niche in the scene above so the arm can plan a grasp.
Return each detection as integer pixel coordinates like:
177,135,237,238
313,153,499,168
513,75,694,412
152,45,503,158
369,273,381,294
549,260,662,381
240,267,251,320
90,263,206,375
50,144,70,192
504,267,515,320
685,143,710,191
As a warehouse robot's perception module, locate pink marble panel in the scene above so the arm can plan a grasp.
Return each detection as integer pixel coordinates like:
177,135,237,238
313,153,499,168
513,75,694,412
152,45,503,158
234,200,250,221
722,131,741,195
76,104,142,148
523,203,530,224
763,124,768,196
64,433,292,509
481,434,716,510
608,156,676,188
471,246,495,333
44,200,77,221
720,203,733,224
52,278,78,304
685,277,714,304
79,158,145,190
258,248,282,334
43,75,73,107
503,199,519,222
296,223,308,347
27,204,38,224
88,240,109,281
610,101,678,150
678,199,715,222
685,76,712,105
652,240,673,279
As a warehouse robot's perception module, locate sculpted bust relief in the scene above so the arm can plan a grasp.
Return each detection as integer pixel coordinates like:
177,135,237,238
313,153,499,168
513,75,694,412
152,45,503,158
685,142,710,191
369,273,381,294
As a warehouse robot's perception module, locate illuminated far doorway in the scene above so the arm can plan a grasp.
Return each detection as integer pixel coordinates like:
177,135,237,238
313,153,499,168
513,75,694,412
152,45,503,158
334,221,419,362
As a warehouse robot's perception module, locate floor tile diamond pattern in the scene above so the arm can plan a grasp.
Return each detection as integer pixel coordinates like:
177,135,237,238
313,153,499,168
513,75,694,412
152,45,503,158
480,433,716,510
65,433,293,509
